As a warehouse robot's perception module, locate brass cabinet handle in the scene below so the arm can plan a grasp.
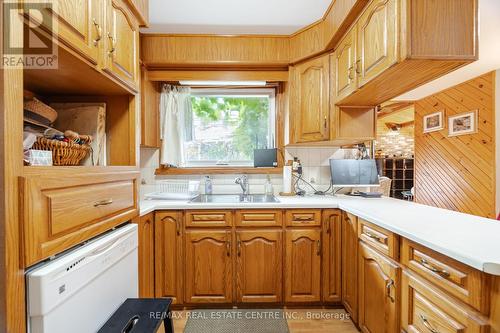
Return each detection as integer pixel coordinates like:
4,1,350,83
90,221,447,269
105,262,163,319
237,239,241,256
92,18,102,45
295,216,313,222
348,66,354,80
226,240,231,256
420,259,450,278
316,240,321,256
323,116,328,129
419,314,439,333
364,231,381,242
108,33,116,54
94,199,113,207
176,219,180,236
325,221,331,234
386,279,395,303
355,59,361,74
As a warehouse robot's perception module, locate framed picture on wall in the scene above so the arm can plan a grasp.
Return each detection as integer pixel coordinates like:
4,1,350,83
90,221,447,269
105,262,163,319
448,110,478,137
423,110,444,133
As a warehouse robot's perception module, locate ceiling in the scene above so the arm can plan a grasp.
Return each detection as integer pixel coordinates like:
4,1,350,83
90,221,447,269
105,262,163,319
142,0,332,35
395,0,500,100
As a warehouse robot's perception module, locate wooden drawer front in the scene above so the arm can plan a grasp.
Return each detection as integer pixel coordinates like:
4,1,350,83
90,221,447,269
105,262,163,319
186,211,232,227
285,210,321,227
22,171,139,266
358,219,399,259
235,210,282,227
401,239,489,313
401,270,489,333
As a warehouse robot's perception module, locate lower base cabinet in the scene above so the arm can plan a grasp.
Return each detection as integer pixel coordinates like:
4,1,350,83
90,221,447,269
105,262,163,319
285,229,322,303
401,270,489,333
184,230,233,304
138,213,154,298
342,212,359,322
155,211,183,304
358,241,400,333
322,210,341,303
236,230,282,303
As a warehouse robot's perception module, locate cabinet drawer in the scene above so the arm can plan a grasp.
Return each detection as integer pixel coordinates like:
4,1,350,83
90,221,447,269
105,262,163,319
401,239,489,313
358,219,399,259
401,270,489,333
21,171,139,266
285,210,321,227
185,211,233,227
235,210,282,227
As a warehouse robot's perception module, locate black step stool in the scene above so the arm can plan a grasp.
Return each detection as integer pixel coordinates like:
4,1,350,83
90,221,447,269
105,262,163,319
98,298,173,333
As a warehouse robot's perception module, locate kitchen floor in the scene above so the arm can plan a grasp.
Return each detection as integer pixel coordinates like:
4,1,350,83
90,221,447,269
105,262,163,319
172,308,358,333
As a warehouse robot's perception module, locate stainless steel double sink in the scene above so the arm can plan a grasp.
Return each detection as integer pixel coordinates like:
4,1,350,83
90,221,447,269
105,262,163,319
189,194,279,203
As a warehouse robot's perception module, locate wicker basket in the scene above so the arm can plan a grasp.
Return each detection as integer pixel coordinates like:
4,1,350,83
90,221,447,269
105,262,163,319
32,137,92,166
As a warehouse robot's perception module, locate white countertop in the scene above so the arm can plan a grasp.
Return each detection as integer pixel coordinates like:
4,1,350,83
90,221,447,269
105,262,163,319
140,194,500,276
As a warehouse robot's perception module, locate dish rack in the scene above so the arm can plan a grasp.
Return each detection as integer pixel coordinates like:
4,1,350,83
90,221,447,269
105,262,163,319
144,180,200,200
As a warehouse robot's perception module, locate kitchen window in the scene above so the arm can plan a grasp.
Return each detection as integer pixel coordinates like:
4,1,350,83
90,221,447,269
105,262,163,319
182,88,276,167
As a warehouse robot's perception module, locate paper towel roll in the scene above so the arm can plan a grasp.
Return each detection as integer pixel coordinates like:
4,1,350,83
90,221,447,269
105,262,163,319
283,166,292,193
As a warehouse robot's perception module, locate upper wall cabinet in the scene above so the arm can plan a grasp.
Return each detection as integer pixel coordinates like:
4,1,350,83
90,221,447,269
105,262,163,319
356,0,398,88
103,0,140,91
23,0,104,65
289,54,330,143
332,0,478,106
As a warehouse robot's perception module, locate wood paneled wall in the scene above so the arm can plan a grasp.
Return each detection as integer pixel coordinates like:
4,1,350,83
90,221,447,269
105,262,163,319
414,72,496,218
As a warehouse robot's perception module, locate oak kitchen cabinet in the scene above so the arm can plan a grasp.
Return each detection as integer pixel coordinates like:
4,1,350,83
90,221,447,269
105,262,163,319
358,241,401,333
103,0,140,90
155,211,183,304
138,212,154,298
184,229,233,304
289,54,330,143
236,230,283,303
285,229,322,303
342,212,359,322
322,210,342,303
140,67,161,148
331,27,357,102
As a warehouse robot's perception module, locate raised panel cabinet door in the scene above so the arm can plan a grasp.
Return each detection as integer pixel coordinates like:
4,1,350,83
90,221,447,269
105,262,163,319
358,241,401,333
140,67,160,148
294,55,330,143
236,230,282,303
322,210,341,303
104,0,139,90
155,211,183,304
285,229,321,303
23,0,103,64
138,213,154,298
356,0,399,88
342,212,359,323
185,230,233,304
332,28,357,103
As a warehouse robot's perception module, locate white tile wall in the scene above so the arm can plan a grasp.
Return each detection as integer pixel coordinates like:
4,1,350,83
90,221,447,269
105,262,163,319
139,146,357,198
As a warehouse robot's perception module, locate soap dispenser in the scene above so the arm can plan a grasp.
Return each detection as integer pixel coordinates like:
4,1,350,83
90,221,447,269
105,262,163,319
265,175,274,195
204,176,213,195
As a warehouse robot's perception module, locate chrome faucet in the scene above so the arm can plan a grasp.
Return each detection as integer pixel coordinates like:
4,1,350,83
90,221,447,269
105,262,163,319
235,175,249,195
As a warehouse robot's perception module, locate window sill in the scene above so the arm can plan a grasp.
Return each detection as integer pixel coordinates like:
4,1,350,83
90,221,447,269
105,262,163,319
155,166,283,175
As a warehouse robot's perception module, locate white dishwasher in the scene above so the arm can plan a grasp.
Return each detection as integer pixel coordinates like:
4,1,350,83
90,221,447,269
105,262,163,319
26,224,139,333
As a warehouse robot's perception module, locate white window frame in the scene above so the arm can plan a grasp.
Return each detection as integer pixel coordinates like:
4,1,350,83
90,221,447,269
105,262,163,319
184,88,276,167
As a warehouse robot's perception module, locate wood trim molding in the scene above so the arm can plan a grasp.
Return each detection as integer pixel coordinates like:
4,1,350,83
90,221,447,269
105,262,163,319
155,167,282,175
147,70,289,82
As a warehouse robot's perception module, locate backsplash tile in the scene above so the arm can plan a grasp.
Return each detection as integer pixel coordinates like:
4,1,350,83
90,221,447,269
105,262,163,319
139,146,359,198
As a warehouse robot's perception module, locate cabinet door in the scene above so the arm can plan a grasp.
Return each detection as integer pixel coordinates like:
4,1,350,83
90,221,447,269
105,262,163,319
322,210,341,303
23,0,103,65
285,229,321,303
291,55,330,143
332,28,357,103
356,0,398,87
155,211,183,304
104,0,139,90
236,230,282,303
358,241,400,333
185,230,233,304
342,212,358,322
140,67,160,148
401,270,489,333
138,213,154,298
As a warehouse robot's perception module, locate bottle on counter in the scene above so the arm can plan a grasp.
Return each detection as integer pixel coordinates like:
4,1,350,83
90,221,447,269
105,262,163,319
265,175,274,195
204,176,213,195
